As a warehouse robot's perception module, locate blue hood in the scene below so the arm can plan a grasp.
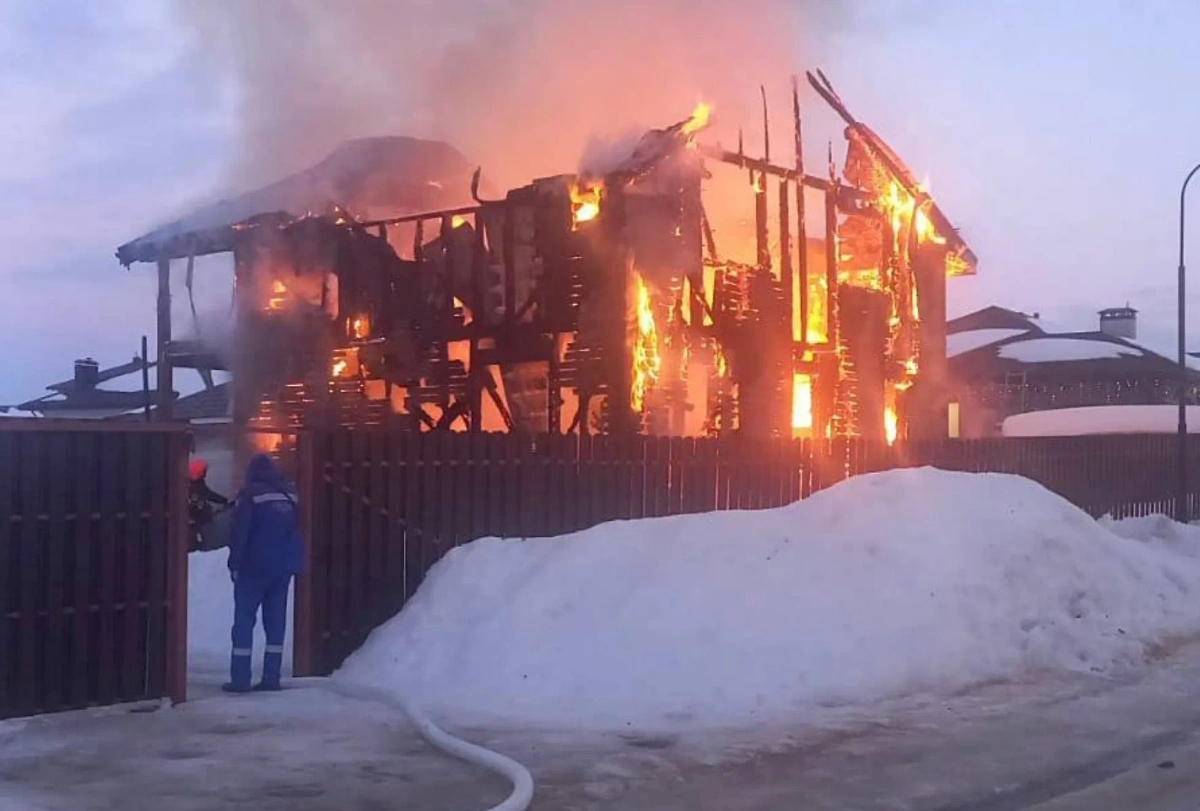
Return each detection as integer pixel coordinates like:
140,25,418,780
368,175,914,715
245,454,288,489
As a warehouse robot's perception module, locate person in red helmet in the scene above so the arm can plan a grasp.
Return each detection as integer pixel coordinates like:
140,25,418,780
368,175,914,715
188,458,229,551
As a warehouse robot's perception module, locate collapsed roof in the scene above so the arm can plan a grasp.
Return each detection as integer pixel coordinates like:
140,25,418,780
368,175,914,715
117,136,489,265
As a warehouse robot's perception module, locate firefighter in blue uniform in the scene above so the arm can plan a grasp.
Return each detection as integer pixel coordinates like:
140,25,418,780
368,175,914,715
223,454,305,693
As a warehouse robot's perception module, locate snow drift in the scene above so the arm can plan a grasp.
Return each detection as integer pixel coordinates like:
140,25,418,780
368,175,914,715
336,468,1200,729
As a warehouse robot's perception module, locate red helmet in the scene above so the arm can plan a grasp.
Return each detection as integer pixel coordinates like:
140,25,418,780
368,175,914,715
188,459,208,482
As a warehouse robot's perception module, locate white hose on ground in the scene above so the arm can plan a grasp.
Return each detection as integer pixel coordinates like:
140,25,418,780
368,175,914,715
293,677,534,811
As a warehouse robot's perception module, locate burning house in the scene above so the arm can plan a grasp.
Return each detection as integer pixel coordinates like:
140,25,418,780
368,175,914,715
117,71,976,457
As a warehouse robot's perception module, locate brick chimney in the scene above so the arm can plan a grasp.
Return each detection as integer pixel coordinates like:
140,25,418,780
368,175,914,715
74,358,100,389
1098,306,1137,340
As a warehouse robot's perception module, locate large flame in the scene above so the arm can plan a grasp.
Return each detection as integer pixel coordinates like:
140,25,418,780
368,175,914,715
631,271,661,413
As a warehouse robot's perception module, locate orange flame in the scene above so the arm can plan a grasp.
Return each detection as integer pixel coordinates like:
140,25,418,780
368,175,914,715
267,279,288,311
791,374,813,434
350,314,370,339
630,271,661,413
884,407,898,445
681,101,712,137
570,181,602,227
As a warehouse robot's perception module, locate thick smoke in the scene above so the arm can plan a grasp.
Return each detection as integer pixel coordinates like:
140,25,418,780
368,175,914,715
177,0,847,192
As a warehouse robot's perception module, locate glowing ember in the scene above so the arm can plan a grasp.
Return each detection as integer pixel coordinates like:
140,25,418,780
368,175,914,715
630,271,662,413
884,407,898,445
267,279,288,310
570,181,602,228
791,374,813,433
451,215,469,229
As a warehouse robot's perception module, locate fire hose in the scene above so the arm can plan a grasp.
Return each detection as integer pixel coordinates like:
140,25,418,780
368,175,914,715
294,677,535,811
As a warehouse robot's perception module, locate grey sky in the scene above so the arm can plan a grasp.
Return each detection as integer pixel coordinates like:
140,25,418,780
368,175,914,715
2,0,1198,402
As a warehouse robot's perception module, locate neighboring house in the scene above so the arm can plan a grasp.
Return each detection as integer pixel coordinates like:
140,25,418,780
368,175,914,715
18,356,237,492
17,358,159,419
947,305,1200,437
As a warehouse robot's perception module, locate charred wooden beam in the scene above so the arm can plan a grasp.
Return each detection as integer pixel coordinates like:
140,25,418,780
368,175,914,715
360,204,480,230
824,143,840,351
156,257,173,420
695,144,851,196
779,174,792,331
794,76,809,348
482,368,515,432
755,171,770,271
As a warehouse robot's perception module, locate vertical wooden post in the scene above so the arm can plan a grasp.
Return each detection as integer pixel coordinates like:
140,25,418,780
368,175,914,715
141,336,151,422
156,258,174,421
793,78,809,347
824,145,840,352
165,431,189,704
293,431,315,677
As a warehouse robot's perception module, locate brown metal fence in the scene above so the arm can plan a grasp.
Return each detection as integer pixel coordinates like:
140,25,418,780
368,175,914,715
294,431,1200,675
0,420,191,719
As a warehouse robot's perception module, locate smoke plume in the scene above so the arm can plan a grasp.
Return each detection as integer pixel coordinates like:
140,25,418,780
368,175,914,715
177,0,847,192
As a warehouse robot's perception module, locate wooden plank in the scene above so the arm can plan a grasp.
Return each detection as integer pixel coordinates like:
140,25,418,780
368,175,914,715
543,434,566,537
434,432,456,557
0,432,15,716
42,432,70,711
326,431,350,670
576,434,594,532
453,433,473,546
401,433,424,602
346,432,369,647
121,431,146,701
70,431,96,708
145,432,168,698
0,419,188,435
95,432,121,705
485,433,508,540
629,434,647,521
165,432,189,704
293,432,317,678
18,432,42,714
666,437,685,515
369,431,389,625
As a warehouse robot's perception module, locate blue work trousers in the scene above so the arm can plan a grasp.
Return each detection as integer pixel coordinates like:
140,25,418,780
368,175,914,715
230,573,291,688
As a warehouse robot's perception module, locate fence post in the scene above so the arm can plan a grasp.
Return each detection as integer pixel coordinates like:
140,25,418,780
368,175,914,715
166,432,190,705
293,431,315,678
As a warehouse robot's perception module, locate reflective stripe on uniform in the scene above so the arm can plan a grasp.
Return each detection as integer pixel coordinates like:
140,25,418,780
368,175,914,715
232,648,252,657
264,645,284,654
252,492,295,505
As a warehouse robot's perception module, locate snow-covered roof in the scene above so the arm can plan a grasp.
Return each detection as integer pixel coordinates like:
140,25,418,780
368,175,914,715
947,328,1030,358
997,337,1144,363
1003,405,1200,437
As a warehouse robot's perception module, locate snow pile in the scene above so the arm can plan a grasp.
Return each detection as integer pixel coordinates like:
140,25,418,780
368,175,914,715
188,550,294,678
335,468,1200,729
1003,405,1200,437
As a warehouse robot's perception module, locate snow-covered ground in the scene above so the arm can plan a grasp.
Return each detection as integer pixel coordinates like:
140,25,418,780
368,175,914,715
337,468,1200,730
9,469,1200,809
